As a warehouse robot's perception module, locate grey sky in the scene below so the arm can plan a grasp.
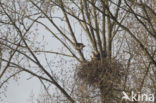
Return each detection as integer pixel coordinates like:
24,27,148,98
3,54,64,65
7,76,40,103
0,2,93,102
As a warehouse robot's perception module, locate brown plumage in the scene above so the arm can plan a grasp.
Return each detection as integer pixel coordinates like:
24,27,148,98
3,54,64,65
75,43,85,50
91,51,100,60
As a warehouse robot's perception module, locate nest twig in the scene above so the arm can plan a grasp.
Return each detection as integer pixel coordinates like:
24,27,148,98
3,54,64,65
75,58,124,88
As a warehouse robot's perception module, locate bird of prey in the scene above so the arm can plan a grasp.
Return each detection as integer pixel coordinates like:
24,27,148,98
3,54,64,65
91,51,100,60
102,50,107,58
75,43,85,50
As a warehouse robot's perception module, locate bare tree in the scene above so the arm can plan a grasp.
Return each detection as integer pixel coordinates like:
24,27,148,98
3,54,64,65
0,0,155,103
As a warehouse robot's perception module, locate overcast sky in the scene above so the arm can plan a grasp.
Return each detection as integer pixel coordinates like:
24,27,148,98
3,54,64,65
4,20,61,103
6,74,41,103
0,4,94,101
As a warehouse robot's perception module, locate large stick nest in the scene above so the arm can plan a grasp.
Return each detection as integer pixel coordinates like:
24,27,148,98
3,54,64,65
75,58,124,88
